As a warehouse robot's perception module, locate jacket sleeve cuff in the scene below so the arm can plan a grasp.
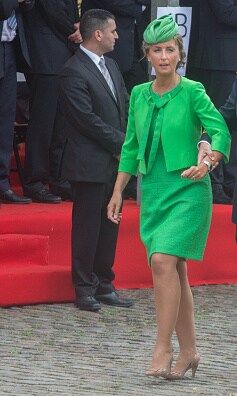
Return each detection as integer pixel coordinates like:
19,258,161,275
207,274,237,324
212,140,231,163
118,161,138,176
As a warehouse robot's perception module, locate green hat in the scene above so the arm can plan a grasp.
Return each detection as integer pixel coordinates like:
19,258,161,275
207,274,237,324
143,14,179,44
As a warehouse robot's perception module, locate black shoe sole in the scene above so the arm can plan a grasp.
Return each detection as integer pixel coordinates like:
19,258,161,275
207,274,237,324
31,199,62,204
0,199,32,204
96,299,133,308
75,304,101,312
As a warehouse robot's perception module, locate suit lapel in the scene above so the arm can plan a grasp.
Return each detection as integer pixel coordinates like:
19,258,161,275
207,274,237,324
76,49,120,108
0,21,3,37
0,22,5,79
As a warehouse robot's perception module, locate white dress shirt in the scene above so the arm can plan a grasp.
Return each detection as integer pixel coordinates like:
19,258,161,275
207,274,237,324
80,44,106,73
1,20,17,42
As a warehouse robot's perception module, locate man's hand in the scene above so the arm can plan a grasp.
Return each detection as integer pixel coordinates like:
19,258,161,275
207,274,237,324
68,22,82,43
198,142,219,170
198,141,214,164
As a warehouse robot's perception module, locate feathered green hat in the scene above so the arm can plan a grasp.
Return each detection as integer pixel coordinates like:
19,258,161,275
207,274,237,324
143,14,179,44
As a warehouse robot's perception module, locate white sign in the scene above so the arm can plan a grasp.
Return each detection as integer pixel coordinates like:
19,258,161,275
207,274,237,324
152,7,192,76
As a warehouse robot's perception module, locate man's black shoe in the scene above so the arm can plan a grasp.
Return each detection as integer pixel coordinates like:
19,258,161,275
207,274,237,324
0,189,32,204
96,291,133,308
51,186,72,201
28,189,62,203
75,296,101,312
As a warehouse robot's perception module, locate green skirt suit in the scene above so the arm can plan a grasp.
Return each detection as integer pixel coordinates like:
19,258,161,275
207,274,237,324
118,78,231,262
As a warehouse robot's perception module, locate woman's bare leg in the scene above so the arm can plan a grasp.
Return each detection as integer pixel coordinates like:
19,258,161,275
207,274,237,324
172,259,198,373
147,253,180,372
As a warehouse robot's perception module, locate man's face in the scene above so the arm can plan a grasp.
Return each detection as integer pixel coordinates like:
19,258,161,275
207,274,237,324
99,19,118,53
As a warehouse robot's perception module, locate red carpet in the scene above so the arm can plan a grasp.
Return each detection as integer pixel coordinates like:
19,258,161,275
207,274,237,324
0,201,236,307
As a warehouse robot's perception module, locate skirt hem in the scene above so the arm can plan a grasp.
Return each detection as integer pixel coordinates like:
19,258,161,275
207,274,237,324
148,248,204,266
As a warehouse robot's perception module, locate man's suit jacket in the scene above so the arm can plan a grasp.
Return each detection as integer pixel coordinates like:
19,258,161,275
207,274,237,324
136,1,151,48
0,0,33,79
201,78,237,223
219,78,237,127
181,0,237,71
81,0,143,74
233,184,237,225
23,0,79,74
218,78,237,223
59,48,129,183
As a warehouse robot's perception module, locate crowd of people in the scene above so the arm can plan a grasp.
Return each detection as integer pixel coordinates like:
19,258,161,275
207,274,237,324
0,0,150,204
0,0,236,206
0,0,236,380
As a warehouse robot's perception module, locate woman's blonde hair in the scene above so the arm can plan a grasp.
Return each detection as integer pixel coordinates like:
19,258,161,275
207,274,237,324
142,34,186,70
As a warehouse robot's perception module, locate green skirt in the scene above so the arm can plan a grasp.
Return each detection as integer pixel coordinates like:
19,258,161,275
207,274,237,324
140,143,212,262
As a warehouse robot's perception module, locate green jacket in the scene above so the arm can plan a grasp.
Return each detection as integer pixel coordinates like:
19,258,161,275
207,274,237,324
118,77,231,176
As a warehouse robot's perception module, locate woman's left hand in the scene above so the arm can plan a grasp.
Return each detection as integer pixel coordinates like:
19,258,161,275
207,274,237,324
181,163,209,180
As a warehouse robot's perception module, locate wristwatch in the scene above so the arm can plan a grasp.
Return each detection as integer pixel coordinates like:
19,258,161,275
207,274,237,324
203,160,213,173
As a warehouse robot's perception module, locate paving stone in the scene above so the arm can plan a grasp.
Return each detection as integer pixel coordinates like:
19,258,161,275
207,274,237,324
0,285,236,396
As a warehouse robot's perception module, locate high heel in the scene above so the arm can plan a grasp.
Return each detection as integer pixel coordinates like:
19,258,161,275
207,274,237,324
168,354,200,380
191,359,199,378
146,355,173,378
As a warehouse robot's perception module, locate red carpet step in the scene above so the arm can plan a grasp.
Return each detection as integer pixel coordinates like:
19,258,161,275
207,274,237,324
0,201,236,307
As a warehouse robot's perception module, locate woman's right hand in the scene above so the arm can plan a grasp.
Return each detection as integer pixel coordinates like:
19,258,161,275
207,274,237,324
107,192,122,224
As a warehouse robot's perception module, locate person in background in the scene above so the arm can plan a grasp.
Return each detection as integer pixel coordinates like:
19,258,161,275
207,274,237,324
23,0,81,203
58,9,133,312
108,15,231,379
0,0,33,204
180,0,237,204
200,77,237,240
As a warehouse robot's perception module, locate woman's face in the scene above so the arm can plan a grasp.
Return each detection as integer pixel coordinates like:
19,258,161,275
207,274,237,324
147,39,180,76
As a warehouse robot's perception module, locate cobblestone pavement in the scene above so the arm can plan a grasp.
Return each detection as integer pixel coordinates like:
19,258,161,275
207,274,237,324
0,285,236,396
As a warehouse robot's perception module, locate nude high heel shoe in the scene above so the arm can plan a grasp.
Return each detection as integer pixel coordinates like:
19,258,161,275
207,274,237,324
146,355,173,378
168,354,200,380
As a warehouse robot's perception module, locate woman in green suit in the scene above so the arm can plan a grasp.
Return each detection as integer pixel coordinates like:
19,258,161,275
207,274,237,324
107,15,231,380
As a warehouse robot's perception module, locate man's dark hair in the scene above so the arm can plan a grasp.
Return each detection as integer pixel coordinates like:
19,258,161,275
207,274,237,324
80,9,115,41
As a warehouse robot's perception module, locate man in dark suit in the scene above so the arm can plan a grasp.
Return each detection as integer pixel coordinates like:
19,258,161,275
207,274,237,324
199,77,237,239
218,78,237,239
58,9,133,311
180,0,237,204
81,1,151,201
22,0,81,203
0,0,33,203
